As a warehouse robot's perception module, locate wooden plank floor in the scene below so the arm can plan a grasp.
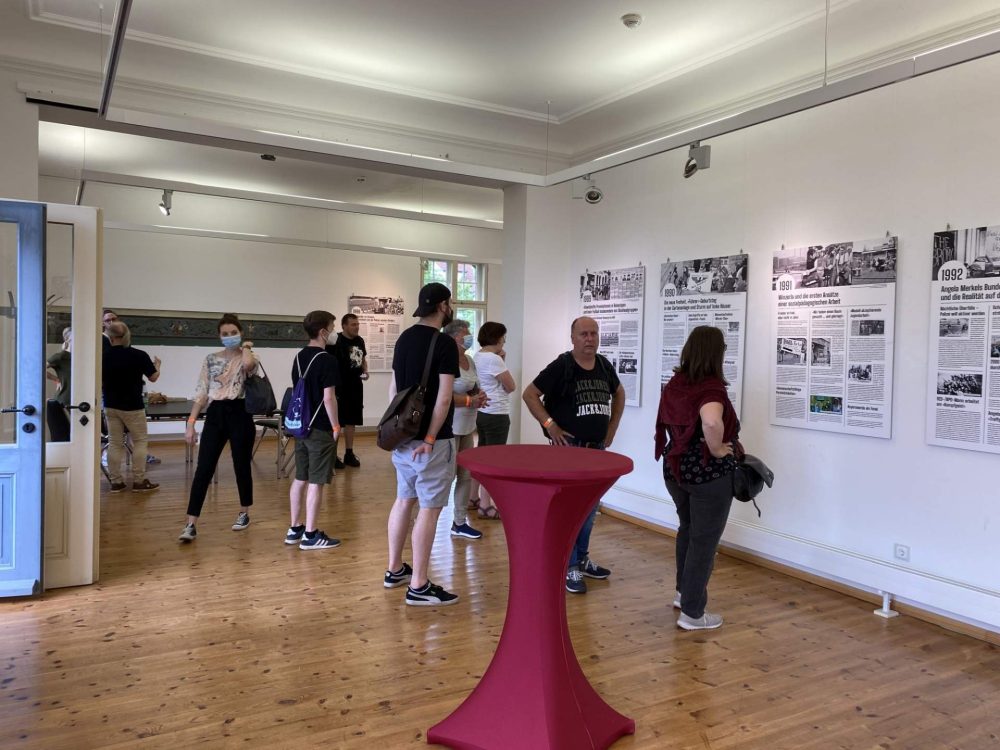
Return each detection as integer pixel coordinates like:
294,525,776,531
2,437,999,749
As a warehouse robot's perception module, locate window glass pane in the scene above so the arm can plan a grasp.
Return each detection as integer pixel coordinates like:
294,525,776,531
45,222,74,443
455,263,485,302
455,307,483,345
0,223,17,444
421,259,451,286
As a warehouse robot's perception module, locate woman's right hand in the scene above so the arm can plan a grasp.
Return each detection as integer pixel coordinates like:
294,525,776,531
473,391,489,408
185,424,197,446
709,441,735,459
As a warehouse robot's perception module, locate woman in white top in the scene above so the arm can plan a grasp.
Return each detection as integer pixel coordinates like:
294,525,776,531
178,313,259,542
474,321,516,519
444,320,489,539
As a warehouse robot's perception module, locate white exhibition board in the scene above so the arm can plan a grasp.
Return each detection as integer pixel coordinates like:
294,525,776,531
659,254,748,416
347,294,405,372
578,265,645,406
926,224,1000,453
770,236,897,438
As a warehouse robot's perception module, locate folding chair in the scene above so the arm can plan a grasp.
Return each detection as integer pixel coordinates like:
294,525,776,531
252,387,295,479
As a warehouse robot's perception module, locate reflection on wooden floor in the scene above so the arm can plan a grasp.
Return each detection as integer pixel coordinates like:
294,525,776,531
2,437,999,749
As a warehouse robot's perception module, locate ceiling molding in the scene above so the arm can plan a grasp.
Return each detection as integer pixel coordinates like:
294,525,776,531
77,170,504,229
557,0,864,123
27,0,552,124
569,13,1000,167
101,220,504,265
3,54,568,173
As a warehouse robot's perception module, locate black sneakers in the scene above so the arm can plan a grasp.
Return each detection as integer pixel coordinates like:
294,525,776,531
284,525,305,545
132,479,159,492
580,558,611,579
565,567,587,594
299,530,341,550
405,581,459,606
231,512,250,531
384,562,413,589
343,451,361,467
109,482,127,493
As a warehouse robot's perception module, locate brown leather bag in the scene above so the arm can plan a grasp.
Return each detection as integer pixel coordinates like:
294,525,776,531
377,331,439,451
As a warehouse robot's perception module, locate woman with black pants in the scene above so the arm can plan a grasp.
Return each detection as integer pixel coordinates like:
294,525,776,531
655,325,742,631
178,313,259,542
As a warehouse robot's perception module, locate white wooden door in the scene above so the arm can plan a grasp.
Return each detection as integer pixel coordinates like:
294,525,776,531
43,204,102,589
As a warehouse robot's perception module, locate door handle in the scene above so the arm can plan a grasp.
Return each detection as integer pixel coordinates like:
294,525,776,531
65,402,92,413
1,404,36,416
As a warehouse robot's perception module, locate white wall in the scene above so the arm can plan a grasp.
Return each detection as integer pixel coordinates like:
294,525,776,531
512,53,1000,632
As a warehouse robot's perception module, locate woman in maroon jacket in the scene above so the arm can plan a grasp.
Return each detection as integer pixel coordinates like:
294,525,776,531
655,326,742,631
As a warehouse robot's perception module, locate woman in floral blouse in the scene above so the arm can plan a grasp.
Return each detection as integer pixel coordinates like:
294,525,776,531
178,313,260,542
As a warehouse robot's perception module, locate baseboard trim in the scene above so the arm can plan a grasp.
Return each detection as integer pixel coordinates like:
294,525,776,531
600,506,1000,647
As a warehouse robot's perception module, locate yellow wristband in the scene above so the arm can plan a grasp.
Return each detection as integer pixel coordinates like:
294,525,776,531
332,424,341,433
424,435,436,445
542,417,554,428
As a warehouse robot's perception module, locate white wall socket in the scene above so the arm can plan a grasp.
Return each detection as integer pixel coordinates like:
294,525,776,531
893,543,910,562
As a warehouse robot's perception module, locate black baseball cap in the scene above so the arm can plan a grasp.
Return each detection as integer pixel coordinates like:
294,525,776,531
412,282,451,317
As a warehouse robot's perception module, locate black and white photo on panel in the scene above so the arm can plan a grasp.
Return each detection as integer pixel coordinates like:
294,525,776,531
848,363,874,382
580,267,644,301
936,372,983,397
776,336,808,365
932,225,1000,280
773,237,896,289
811,337,832,366
661,255,747,296
939,317,971,337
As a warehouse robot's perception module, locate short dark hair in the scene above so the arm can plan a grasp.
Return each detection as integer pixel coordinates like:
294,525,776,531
217,313,243,333
102,308,116,316
341,313,358,326
303,310,336,339
675,325,727,384
477,321,507,347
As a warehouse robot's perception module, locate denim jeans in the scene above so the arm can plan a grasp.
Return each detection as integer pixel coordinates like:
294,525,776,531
565,437,605,571
663,472,734,619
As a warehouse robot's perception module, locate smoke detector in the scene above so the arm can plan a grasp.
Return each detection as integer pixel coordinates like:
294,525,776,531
621,13,642,29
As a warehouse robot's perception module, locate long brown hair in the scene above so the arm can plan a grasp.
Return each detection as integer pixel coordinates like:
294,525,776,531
674,325,727,384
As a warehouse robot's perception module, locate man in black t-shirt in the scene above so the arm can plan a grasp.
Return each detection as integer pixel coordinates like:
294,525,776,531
102,322,161,492
327,313,368,469
523,316,626,595
383,282,460,607
287,310,342,551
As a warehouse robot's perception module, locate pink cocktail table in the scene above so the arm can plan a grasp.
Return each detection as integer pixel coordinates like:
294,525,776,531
427,444,635,750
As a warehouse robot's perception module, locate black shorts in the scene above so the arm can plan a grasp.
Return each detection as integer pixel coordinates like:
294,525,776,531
336,392,364,426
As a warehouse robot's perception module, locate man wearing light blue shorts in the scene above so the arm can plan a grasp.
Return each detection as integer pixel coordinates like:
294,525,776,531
384,283,461,607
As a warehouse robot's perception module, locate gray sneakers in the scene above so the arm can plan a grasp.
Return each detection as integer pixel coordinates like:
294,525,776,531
677,612,723,630
672,591,682,610
178,524,197,542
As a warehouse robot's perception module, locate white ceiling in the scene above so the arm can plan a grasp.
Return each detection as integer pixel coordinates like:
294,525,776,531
5,0,1000,216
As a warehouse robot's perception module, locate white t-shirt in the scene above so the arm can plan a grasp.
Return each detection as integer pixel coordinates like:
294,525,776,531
475,351,511,415
452,356,479,436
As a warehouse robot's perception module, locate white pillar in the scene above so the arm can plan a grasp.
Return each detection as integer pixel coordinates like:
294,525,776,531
0,72,39,201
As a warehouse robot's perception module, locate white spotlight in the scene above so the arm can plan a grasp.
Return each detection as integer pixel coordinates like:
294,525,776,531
683,142,711,179
158,189,173,216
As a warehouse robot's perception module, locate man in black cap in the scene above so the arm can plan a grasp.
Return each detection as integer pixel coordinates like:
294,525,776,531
383,282,461,607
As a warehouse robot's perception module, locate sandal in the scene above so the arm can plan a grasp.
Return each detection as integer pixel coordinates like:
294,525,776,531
477,505,501,520
467,498,479,510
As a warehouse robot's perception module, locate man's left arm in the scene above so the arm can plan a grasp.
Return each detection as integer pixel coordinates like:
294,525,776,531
604,384,625,447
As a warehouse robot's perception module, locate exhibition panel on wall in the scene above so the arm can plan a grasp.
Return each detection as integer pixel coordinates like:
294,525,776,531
347,294,406,372
770,236,898,438
578,265,645,406
927,224,1000,453
658,254,748,415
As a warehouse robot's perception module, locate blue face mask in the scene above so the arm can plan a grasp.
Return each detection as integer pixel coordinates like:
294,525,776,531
221,334,242,349
462,334,474,350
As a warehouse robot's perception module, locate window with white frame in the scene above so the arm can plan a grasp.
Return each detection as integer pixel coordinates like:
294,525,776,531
421,259,488,342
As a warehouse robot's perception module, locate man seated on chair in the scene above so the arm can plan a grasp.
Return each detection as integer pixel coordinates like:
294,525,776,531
102,322,160,492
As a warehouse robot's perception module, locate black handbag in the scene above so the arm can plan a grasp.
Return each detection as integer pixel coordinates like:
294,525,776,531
732,454,774,516
244,361,278,415
377,331,439,451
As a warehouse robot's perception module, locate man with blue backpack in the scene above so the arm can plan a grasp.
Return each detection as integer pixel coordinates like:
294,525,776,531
284,310,342,550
